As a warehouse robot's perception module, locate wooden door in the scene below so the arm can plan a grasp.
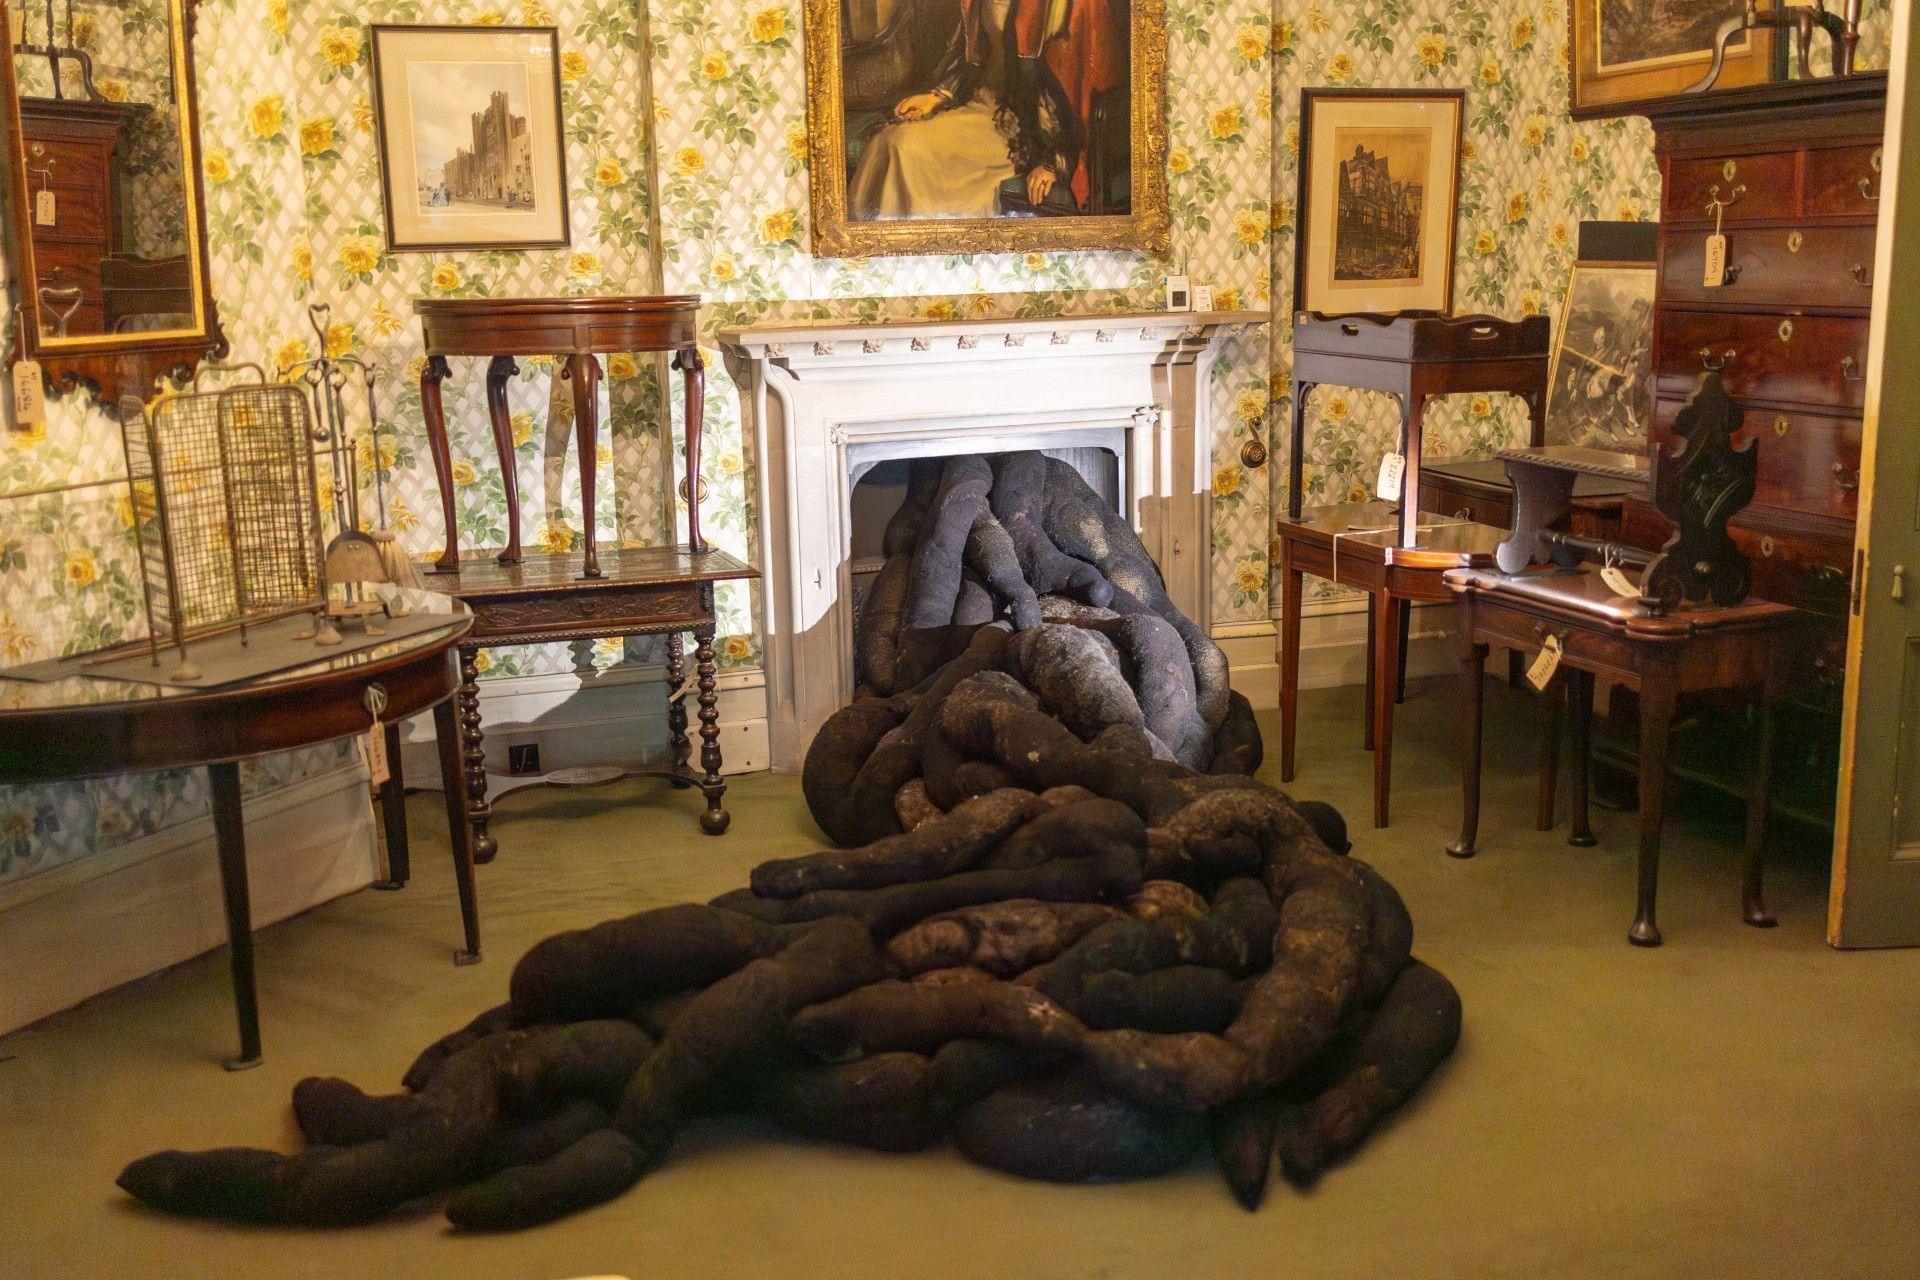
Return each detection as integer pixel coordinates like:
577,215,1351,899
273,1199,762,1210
1831,1,1920,948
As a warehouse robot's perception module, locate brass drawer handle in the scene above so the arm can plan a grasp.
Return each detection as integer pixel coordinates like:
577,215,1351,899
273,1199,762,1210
1705,182,1746,218
1832,462,1860,493
1860,148,1883,203
1700,347,1737,372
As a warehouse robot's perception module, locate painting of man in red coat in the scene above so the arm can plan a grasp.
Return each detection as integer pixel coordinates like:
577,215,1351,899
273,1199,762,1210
847,0,1130,220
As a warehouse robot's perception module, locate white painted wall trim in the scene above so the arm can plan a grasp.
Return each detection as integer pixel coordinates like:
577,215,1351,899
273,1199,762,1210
0,761,378,1036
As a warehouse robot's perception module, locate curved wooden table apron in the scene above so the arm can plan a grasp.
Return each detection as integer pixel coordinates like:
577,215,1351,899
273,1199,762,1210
0,613,481,1070
415,295,708,580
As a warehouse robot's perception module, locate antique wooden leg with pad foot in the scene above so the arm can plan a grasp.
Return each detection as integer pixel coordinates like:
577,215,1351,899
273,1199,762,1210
209,761,262,1072
1743,659,1783,928
1630,673,1678,947
435,696,482,966
1447,638,1489,859
1568,669,1598,847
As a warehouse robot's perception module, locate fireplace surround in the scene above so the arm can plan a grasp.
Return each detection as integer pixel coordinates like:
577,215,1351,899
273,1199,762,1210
721,310,1264,770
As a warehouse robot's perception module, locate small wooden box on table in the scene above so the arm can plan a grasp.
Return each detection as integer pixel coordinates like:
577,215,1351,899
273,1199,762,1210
1277,502,1508,829
415,294,759,854
1444,566,1800,946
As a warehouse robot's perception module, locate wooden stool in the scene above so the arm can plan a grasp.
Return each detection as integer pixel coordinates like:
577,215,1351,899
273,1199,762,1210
1277,502,1508,828
1444,565,1801,946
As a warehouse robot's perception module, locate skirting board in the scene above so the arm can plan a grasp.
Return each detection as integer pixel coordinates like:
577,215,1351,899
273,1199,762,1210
0,761,378,1037
1216,598,1465,711
396,662,770,787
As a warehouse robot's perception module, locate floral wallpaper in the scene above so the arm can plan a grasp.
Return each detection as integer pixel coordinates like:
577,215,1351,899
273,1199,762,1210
0,0,1894,889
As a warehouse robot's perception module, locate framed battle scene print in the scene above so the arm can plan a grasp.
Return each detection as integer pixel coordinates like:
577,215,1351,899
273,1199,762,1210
1570,0,1778,118
1546,261,1657,452
803,0,1169,257
369,25,570,252
1294,88,1463,315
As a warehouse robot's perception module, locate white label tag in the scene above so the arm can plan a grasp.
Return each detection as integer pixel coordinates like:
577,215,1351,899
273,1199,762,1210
1525,634,1563,692
1375,452,1406,501
34,188,54,226
11,360,44,431
364,723,390,788
1703,233,1727,287
1601,564,1640,597
1191,284,1214,312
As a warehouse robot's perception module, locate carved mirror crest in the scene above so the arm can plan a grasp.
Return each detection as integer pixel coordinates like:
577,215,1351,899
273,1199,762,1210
1,0,224,405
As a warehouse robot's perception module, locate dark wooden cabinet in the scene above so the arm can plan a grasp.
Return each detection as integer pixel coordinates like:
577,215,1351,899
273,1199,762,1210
17,97,144,337
1644,73,1886,615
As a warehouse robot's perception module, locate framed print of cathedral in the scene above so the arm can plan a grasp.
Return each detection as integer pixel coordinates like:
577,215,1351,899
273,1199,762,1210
802,0,1169,256
1294,88,1464,315
368,25,571,252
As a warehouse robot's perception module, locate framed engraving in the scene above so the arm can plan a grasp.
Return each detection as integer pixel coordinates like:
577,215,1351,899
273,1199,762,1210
1570,0,1778,119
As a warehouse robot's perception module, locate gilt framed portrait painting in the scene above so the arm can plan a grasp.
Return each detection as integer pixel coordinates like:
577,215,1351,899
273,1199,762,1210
1569,0,1778,118
1294,88,1464,316
802,0,1169,257
368,25,571,252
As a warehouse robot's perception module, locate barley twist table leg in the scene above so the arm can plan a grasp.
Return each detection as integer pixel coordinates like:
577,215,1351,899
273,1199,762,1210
458,645,497,864
666,631,692,779
694,624,728,835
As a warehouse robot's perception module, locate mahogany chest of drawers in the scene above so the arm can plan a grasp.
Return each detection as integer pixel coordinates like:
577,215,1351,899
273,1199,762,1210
17,97,143,337
1640,74,1888,616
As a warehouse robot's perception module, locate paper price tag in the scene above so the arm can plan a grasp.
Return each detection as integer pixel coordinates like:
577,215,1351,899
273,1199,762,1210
364,722,390,788
11,360,44,433
1375,452,1406,501
34,188,54,226
1601,564,1640,597
1525,634,1563,692
1703,233,1728,287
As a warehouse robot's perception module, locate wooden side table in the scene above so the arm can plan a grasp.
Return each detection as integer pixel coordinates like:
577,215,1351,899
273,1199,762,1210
1444,565,1801,946
1288,311,1550,547
0,611,480,1068
437,545,759,857
1277,501,1509,828
416,295,708,579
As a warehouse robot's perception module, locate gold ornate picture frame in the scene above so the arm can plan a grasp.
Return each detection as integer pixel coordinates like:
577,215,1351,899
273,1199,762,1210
803,0,1168,258
1570,0,1778,119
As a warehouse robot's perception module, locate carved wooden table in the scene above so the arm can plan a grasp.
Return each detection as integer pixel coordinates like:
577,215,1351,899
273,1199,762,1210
434,546,758,857
0,610,480,1069
1445,565,1800,946
416,295,708,579
1288,312,1550,547
1276,501,1509,829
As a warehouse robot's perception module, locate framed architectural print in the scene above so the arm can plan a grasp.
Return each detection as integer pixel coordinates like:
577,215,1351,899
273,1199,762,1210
802,0,1169,257
1294,88,1463,316
368,25,570,252
1546,260,1657,452
1570,0,1778,118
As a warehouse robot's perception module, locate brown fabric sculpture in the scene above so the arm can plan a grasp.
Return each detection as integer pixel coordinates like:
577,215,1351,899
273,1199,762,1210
119,451,1457,1231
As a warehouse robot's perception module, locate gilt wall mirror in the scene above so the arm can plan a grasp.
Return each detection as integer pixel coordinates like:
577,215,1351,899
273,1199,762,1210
0,0,223,404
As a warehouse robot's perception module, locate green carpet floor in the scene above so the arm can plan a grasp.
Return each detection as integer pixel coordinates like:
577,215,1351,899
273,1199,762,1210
2,682,1916,1279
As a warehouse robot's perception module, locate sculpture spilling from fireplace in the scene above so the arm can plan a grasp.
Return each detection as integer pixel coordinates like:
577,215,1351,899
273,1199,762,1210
118,453,1459,1229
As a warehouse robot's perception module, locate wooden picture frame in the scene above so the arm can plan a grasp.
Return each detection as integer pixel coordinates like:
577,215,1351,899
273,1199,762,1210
1570,0,1779,119
801,0,1169,257
368,24,570,253
1546,259,1657,452
1294,87,1464,316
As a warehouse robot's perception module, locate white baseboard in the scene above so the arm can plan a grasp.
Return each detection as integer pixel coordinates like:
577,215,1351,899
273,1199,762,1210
396,662,771,786
0,762,378,1037
1218,598,1491,711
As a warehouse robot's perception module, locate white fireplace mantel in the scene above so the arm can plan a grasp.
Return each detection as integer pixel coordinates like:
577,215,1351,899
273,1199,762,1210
719,309,1266,772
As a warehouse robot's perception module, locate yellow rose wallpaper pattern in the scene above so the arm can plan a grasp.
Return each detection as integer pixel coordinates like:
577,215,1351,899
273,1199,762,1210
0,0,1894,882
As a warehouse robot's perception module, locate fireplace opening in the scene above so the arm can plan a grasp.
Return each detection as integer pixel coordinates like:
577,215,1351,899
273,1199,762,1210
849,445,1125,688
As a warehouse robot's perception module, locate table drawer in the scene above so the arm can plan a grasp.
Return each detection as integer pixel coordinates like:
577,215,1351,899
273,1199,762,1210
1660,224,1875,312
1469,601,1641,683
1417,475,1511,529
1656,311,1868,411
465,583,710,644
1804,143,1885,219
1663,152,1795,225
1653,398,1861,521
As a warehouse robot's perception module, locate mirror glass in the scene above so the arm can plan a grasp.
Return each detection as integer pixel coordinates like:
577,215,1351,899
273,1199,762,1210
8,0,202,342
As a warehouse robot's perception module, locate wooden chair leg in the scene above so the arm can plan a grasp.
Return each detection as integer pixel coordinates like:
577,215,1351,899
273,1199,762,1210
1447,638,1489,858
